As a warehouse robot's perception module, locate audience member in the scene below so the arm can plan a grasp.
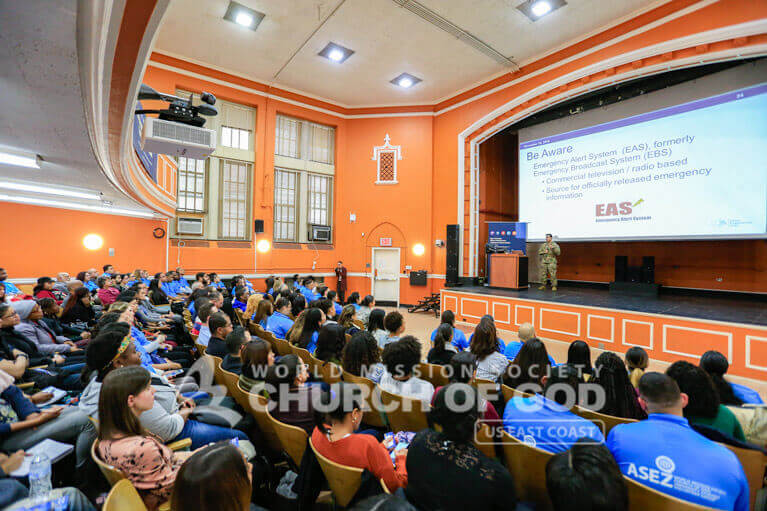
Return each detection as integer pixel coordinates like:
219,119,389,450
503,364,603,453
327,290,343,316
296,307,325,353
33,276,59,303
265,354,319,435
468,316,506,354
546,440,628,511
315,324,346,364
503,338,552,391
382,311,405,348
607,372,748,510
266,297,293,340
239,339,274,393
624,346,648,389
342,331,385,383
206,313,235,359
252,299,273,328
286,310,307,346
406,384,515,510
356,295,375,325
222,327,250,373
566,340,592,379
367,308,388,347
0,269,22,297
701,350,763,405
430,310,468,351
346,292,361,310
96,275,120,306
379,336,434,403
14,300,80,354
503,322,534,361
470,319,508,382
587,352,646,420
232,286,249,313
338,304,360,336
243,293,262,323
316,298,336,324
291,294,306,318
434,351,500,428
195,302,216,347
427,323,455,366
38,297,91,346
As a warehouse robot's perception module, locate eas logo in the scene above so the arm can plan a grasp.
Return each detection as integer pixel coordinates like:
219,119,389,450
596,199,641,217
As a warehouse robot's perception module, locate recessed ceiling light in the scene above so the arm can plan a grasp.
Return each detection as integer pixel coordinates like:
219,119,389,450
223,1,265,32
318,42,354,64
390,73,422,89
0,181,101,200
517,0,566,20
0,149,41,169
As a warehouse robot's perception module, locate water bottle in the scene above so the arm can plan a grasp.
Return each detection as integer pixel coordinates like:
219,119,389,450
28,453,52,499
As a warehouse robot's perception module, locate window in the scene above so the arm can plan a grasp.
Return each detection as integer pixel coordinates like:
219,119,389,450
219,159,251,239
275,116,301,158
176,157,206,212
221,126,250,150
307,174,331,226
274,169,298,242
308,123,335,164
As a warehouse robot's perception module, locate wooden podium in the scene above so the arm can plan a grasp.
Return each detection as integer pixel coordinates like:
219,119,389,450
488,253,528,290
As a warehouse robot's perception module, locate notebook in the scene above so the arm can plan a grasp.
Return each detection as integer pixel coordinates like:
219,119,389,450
10,439,73,477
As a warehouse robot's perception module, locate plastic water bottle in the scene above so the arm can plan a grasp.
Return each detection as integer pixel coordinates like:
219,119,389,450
28,453,52,499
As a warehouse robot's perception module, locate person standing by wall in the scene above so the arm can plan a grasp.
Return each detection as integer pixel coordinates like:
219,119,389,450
538,233,561,291
334,261,347,303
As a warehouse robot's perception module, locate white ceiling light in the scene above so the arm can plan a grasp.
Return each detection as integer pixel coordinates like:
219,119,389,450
0,194,156,218
390,73,422,89
223,1,265,32
318,42,354,64
0,149,41,169
517,0,566,20
0,181,101,200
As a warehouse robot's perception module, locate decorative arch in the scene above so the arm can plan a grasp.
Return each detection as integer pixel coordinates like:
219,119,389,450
364,221,408,247
457,33,767,277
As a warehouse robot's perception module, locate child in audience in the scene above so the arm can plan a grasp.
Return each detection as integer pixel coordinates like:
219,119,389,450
342,331,385,383
379,336,434,403
587,352,646,420
382,310,405,348
222,327,250,373
338,304,360,336
311,383,408,491
266,297,293,340
430,310,468,351
470,320,508,382
239,340,274,393
314,324,346,364
427,323,455,366
367,308,388,347
265,354,319,435
406,384,514,510
624,346,648,388
356,295,375,325
701,350,763,405
96,275,120,307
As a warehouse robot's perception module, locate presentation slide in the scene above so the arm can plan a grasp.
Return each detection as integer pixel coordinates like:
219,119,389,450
518,83,767,241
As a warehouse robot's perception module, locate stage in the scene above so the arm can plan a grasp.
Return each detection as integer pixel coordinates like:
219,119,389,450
440,285,767,380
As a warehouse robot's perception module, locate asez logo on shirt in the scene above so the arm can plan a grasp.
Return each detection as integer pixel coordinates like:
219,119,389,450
625,454,675,489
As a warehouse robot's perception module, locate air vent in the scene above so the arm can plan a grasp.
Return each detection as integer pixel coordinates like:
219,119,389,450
177,217,203,235
152,120,212,146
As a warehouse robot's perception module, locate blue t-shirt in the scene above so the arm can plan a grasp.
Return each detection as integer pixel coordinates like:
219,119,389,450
160,281,177,297
84,280,98,292
306,331,320,354
607,413,748,511
232,299,247,312
302,288,319,304
503,393,604,454
266,311,294,340
468,333,506,353
730,382,764,404
333,302,343,315
430,327,469,351
504,340,557,366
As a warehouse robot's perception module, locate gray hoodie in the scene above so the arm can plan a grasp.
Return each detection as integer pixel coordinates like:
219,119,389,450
79,373,184,442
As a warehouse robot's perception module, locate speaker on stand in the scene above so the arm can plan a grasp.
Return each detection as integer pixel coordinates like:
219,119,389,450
446,224,460,287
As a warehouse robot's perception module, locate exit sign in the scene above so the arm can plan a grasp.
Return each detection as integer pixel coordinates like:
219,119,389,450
379,237,392,246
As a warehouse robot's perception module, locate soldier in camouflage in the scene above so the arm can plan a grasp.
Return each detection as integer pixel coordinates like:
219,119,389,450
538,233,561,291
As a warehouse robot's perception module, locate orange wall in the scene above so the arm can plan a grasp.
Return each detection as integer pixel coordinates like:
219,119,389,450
0,203,166,277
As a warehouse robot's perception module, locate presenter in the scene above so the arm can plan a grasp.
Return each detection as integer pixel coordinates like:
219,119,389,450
538,233,561,291
334,260,348,303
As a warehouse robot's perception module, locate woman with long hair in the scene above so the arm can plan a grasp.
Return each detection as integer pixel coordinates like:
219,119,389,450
342,331,385,383
356,295,375,325
239,339,274,394
566,340,593,379
251,299,273,329
427,323,455,366
624,346,648,389
291,294,306,318
587,352,646,420
60,287,96,327
148,277,169,306
38,297,91,345
337,304,359,335
700,350,762,405
297,307,325,353
286,309,307,345
346,291,361,310
97,365,192,510
430,310,468,351
503,338,552,391
314,324,346,364
243,294,263,322
470,321,507,382
367,308,388,347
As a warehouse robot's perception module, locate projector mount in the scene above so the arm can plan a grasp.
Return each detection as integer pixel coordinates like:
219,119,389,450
135,84,217,128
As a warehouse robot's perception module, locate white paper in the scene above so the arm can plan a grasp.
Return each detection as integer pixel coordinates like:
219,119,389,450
37,387,67,408
9,439,73,477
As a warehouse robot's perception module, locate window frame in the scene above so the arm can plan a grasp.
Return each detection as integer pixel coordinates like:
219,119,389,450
273,168,300,243
175,156,209,213
306,172,333,231
217,158,253,241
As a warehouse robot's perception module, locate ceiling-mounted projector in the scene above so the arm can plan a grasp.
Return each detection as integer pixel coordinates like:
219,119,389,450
136,84,217,159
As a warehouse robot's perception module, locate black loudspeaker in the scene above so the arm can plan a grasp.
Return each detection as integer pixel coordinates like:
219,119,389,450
641,256,655,284
409,270,427,286
446,224,460,285
254,220,264,233
614,256,628,282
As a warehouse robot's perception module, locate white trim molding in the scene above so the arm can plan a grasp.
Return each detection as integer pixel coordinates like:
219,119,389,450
662,324,733,361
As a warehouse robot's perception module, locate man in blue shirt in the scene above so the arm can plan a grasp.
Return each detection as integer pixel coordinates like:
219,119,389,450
301,278,319,304
504,323,556,365
173,268,192,295
100,264,115,278
607,372,748,511
158,272,179,298
503,364,604,453
0,268,22,296
266,297,294,340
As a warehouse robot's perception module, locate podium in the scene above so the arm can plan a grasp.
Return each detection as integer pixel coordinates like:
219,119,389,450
488,253,528,290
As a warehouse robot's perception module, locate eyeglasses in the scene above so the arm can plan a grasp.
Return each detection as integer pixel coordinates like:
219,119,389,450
1,312,19,320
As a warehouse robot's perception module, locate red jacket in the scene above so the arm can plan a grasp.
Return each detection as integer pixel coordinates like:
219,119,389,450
34,289,61,305
97,287,120,306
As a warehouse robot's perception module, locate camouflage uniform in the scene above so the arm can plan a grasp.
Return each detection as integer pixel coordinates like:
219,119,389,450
538,241,561,289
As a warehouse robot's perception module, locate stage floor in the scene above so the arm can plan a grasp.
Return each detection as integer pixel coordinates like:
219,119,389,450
451,285,767,327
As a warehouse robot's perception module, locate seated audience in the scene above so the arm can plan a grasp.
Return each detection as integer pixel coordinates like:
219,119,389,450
566,340,592,380
311,383,408,491
296,307,325,353
346,291,361,310
251,299,273,328
587,352,646,420
430,310,468,351
222,327,250,373
33,276,60,303
314,324,346,364
406,384,515,510
503,364,603,453
38,297,91,346
666,361,745,441
379,336,434,403
239,339,274,393
265,297,293,340
382,310,405,348
149,275,171,306
607,372,748,510
316,298,336,325
291,294,306,318
624,346,648,389
0,269,22,297
63,287,96,326
327,290,343,316
342,331,385,383
338,304,360,336
171,442,259,511
243,293,262,323
503,323,556,366
206,313,235,359
470,319,508,382
96,275,120,306
701,350,763,405
195,302,216,347
468,316,506,354
503,338,552,391
286,310,307,346
14,300,80,354
434,352,500,427
232,286,249,313
367,308,388,347
265,354,319,435
427,323,455,366
96,366,193,510
546,440,628,511
356,295,375,325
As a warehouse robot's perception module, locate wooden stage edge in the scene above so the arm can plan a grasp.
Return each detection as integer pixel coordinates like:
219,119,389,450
440,288,767,382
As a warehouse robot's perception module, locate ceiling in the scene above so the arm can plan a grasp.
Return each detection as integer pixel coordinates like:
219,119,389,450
0,0,146,211
153,0,656,107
